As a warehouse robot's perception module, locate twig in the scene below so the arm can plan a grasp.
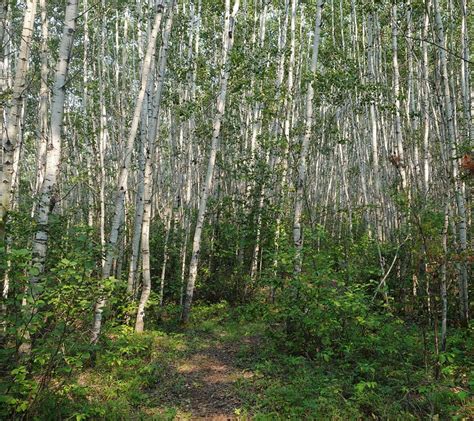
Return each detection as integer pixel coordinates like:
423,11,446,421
371,236,409,302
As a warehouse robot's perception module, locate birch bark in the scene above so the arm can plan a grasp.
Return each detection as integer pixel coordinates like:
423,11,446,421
460,0,472,142
135,5,174,332
92,3,165,342
293,0,323,275
0,0,37,244
31,0,78,293
433,0,469,325
391,3,407,192
272,0,291,279
181,0,240,323
33,0,49,212
367,12,383,242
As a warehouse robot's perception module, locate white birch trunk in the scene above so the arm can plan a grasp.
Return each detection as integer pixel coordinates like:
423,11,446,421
433,0,469,325
179,217,190,306
181,0,240,323
32,0,49,215
367,12,383,242
293,0,323,275
0,0,37,243
440,203,449,352
422,0,431,196
460,0,472,142
135,142,152,333
92,3,165,342
391,3,407,192
127,125,146,295
135,5,174,332
31,0,78,292
159,212,172,307
272,0,291,279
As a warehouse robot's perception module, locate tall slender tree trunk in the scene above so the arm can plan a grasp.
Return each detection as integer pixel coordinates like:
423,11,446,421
32,0,49,216
181,0,240,324
368,11,383,242
135,139,153,333
179,217,190,306
440,203,449,352
273,0,294,271
159,211,172,307
31,0,78,293
422,0,431,196
391,3,407,192
460,0,472,142
293,0,323,275
0,0,37,244
135,5,174,333
433,0,469,326
127,129,146,296
92,3,165,342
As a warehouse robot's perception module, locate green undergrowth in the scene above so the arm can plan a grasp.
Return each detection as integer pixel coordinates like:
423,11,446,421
233,305,474,420
1,303,255,420
2,302,473,420
13,326,186,420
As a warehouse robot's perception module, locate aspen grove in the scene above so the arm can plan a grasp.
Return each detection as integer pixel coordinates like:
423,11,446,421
0,0,473,419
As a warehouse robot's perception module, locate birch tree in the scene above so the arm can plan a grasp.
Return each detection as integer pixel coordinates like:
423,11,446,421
92,2,165,343
0,0,37,244
432,0,469,326
31,0,78,291
136,5,174,332
293,0,323,275
33,0,49,209
181,0,240,323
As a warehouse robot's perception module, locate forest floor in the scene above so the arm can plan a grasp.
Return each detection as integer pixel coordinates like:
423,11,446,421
147,319,260,419
61,304,473,420
76,306,262,420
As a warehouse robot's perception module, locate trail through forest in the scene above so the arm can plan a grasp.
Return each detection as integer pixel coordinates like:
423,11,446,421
171,332,256,419
136,314,261,420
2,0,473,419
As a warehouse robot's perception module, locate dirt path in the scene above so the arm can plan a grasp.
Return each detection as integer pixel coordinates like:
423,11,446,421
174,335,256,420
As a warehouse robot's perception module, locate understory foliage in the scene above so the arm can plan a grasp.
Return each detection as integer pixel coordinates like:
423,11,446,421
1,0,473,419
1,207,473,419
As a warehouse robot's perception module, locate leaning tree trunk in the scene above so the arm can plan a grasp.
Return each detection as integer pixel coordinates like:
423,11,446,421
181,0,240,324
31,0,78,294
91,3,165,343
135,5,174,333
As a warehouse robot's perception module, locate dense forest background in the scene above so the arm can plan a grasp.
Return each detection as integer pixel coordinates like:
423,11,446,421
0,0,473,419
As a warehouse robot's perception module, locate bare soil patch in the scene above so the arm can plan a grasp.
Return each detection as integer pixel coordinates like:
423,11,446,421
174,335,257,420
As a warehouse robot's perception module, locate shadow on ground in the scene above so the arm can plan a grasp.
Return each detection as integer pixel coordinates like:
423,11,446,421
143,324,260,420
